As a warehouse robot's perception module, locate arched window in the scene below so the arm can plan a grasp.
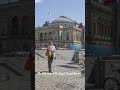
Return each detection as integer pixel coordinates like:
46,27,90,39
40,33,43,41
66,32,69,41
44,33,47,40
48,32,52,40
101,24,104,35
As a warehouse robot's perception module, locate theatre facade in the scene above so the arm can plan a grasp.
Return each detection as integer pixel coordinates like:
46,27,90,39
35,16,84,50
86,0,120,55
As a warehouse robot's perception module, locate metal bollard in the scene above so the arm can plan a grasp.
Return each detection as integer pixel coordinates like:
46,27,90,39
75,51,79,63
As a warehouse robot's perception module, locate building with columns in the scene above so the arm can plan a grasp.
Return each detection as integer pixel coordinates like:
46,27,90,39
86,0,120,55
35,16,84,49
0,1,34,90
86,0,114,47
0,0,34,52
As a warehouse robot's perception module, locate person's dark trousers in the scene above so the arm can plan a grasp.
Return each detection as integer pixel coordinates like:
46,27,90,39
48,56,53,72
31,71,35,90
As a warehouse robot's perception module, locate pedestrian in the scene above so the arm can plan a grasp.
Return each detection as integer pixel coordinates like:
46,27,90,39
45,41,56,73
24,51,35,90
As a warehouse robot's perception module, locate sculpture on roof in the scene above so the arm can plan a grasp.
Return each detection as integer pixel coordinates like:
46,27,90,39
43,21,50,27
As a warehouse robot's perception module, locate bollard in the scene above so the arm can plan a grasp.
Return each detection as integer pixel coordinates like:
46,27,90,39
75,51,79,63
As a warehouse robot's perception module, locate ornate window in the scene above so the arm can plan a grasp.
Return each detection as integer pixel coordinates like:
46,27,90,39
48,32,52,40
93,23,96,34
40,33,43,41
44,33,47,40
66,32,69,41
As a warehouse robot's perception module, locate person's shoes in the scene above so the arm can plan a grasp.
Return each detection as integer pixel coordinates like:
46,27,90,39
49,70,53,73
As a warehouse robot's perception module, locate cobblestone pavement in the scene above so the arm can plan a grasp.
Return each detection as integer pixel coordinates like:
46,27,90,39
35,56,85,90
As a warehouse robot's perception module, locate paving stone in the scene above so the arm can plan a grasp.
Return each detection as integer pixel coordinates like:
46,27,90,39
35,50,85,90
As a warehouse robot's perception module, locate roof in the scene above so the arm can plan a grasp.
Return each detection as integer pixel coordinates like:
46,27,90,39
52,16,75,23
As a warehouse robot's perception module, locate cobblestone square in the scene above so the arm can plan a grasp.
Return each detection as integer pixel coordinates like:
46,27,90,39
35,51,85,90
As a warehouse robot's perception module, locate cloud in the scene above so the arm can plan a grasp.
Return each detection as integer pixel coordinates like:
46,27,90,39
35,0,44,3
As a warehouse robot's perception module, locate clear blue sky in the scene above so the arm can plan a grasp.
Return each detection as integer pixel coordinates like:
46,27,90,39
35,0,85,27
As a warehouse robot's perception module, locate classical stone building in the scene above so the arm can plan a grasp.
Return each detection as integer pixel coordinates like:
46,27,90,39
86,0,120,55
0,0,34,90
86,0,114,47
86,0,120,89
0,0,34,53
35,16,84,49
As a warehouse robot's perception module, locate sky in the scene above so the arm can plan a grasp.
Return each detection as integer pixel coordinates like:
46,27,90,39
35,0,85,27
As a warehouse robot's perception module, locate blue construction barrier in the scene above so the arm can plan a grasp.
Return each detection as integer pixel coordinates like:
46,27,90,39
67,44,81,50
85,44,116,56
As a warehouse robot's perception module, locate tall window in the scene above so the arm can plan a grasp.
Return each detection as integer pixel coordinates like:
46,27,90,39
99,24,102,35
44,33,47,40
66,32,69,41
35,35,38,41
48,32,52,40
97,23,100,35
40,33,43,41
93,23,96,34
105,26,107,37
110,27,112,37
101,24,104,35
0,24,6,36
55,35,58,41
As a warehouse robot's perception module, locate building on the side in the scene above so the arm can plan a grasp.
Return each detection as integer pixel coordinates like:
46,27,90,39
86,0,114,46
86,0,120,56
86,0,120,89
35,16,84,50
0,0,34,90
0,0,34,53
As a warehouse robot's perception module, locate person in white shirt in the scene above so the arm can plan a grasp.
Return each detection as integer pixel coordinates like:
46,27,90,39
47,41,56,72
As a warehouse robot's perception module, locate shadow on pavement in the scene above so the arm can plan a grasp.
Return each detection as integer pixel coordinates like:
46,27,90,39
67,62,77,65
56,65,79,69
